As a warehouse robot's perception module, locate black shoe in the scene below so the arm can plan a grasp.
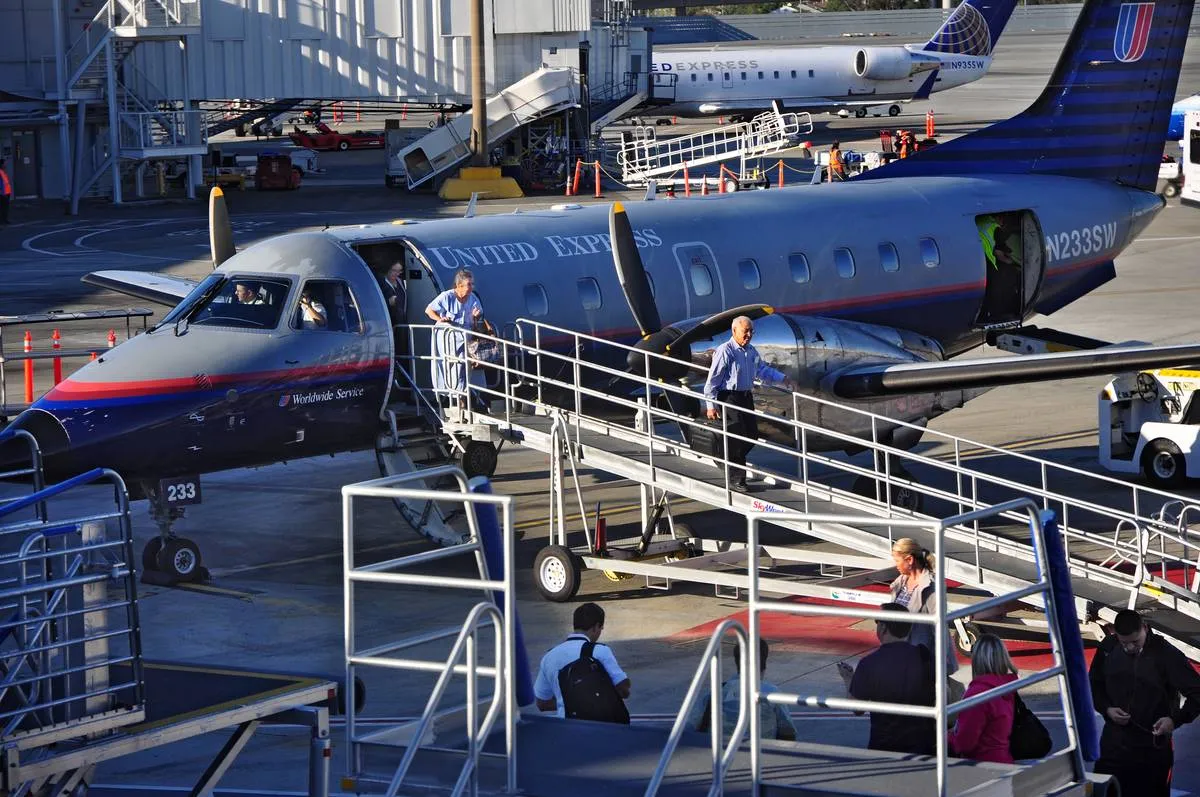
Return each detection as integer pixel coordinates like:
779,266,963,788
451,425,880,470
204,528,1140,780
733,480,750,493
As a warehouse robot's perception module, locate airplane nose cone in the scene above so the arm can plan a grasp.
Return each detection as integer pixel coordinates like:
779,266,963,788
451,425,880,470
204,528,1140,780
0,409,70,474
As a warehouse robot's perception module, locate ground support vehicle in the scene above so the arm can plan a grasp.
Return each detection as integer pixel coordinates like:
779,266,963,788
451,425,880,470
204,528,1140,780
1099,368,1200,487
289,122,385,152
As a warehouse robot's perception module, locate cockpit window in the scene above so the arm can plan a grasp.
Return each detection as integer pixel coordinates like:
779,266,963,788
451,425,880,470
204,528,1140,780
290,279,363,333
188,277,292,329
156,272,226,329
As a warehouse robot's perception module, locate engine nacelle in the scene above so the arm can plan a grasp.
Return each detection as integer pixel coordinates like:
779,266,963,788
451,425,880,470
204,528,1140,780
853,46,938,81
687,313,966,451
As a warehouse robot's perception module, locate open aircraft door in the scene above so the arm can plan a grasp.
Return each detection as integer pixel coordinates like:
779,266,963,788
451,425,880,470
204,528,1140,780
973,210,1045,329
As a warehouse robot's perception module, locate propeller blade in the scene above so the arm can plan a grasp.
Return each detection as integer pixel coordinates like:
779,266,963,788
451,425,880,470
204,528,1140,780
209,187,236,268
666,304,775,354
610,201,661,337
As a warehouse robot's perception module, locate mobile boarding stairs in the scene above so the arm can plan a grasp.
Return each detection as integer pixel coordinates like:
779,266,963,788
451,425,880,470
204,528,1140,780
381,320,1200,665
344,459,1106,796
617,103,813,188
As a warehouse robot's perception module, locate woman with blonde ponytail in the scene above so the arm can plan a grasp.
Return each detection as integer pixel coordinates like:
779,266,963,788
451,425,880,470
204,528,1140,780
890,537,961,693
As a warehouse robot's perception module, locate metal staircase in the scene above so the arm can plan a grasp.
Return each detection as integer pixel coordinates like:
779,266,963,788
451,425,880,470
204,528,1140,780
51,0,204,208
617,103,812,186
388,320,1200,665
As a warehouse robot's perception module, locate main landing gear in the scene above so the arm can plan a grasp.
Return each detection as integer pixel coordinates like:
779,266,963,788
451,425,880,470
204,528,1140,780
140,482,208,585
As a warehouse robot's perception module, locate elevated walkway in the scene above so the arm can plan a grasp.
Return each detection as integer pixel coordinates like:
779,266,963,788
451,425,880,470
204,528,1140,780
617,104,813,186
394,320,1200,663
394,67,580,190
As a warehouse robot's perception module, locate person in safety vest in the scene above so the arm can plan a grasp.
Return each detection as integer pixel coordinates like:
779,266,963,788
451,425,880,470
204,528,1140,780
0,159,11,224
829,140,846,181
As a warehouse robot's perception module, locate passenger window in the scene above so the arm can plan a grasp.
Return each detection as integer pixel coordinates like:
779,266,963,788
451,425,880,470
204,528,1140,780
834,248,855,278
788,252,810,283
738,258,761,290
723,72,730,81
1191,129,1200,164
577,277,602,310
191,276,291,330
773,70,779,79
689,264,713,297
291,278,362,332
757,71,764,79
740,71,747,80
523,283,549,317
919,237,940,268
707,73,713,81
808,69,814,78
878,243,900,273
690,73,697,82
790,70,797,78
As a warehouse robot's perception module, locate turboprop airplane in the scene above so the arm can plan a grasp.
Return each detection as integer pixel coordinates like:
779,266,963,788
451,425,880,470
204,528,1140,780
650,0,1017,119
0,0,1195,583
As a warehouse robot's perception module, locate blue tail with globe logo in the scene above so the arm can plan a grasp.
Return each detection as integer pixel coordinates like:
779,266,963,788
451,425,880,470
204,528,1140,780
919,0,1018,56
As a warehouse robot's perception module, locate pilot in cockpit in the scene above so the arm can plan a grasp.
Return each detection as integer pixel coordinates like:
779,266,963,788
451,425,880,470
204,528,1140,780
297,288,328,329
235,282,266,305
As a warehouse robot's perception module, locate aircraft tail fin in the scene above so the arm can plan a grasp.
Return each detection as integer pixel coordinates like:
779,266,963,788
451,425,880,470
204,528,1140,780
861,0,1194,191
919,0,1017,56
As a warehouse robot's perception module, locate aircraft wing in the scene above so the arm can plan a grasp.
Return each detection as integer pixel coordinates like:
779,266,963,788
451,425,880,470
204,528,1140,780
82,270,197,307
832,343,1200,399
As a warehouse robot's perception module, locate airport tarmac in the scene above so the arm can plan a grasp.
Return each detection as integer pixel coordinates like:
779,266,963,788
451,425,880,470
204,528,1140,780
3,27,1200,796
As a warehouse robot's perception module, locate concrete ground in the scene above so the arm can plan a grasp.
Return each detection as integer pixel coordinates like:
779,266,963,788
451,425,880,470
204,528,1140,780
2,26,1200,797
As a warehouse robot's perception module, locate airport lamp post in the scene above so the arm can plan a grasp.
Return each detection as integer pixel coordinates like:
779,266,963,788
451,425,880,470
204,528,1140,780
469,0,487,166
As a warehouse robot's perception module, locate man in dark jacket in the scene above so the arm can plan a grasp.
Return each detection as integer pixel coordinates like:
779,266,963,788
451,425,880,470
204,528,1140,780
1089,609,1200,797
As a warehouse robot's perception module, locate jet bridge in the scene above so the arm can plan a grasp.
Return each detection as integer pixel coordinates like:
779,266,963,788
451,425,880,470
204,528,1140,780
388,320,1200,664
392,67,580,191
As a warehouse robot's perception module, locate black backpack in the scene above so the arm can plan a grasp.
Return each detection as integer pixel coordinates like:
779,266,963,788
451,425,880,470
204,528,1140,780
557,641,630,724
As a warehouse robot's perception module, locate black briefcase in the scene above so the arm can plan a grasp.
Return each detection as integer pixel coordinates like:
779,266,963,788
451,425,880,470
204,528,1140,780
686,420,725,458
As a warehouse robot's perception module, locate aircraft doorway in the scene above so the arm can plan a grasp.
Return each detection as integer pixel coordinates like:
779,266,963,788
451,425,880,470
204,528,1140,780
973,210,1044,329
352,239,444,392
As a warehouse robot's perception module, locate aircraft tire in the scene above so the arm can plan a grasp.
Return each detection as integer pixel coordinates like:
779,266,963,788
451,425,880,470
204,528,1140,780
1143,440,1187,488
855,108,868,119
461,440,498,479
142,538,164,572
888,105,901,117
665,522,696,563
534,545,581,602
157,537,203,582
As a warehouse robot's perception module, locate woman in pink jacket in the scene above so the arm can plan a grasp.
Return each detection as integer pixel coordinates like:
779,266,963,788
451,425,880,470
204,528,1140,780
949,634,1018,763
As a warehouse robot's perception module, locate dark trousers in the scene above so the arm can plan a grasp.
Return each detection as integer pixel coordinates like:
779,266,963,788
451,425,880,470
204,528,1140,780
0,194,9,224
1094,744,1173,797
717,389,757,483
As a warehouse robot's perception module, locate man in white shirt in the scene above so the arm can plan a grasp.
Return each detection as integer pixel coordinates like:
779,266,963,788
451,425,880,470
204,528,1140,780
534,602,631,719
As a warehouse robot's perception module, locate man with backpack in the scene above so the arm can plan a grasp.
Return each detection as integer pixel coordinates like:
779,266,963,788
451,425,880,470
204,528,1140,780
534,603,631,723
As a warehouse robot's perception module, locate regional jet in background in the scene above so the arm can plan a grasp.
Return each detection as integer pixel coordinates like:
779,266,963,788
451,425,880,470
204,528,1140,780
1168,93,1200,139
1,0,1195,579
649,0,1018,118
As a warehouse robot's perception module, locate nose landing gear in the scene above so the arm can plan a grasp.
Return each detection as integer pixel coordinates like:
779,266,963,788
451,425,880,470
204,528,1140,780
140,483,209,585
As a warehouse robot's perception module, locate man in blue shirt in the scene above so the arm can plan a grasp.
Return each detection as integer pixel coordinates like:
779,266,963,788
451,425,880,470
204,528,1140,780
703,316,795,491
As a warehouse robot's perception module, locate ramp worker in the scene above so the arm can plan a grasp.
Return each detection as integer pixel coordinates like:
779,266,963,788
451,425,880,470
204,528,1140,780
829,140,846,182
0,158,10,224
703,315,796,492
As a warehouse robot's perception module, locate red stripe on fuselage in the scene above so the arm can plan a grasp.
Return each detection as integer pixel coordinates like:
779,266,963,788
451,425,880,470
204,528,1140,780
43,359,392,402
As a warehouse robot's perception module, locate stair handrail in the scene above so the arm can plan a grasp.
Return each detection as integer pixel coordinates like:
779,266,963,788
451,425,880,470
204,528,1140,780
64,1,116,89
644,619,750,797
382,601,505,797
